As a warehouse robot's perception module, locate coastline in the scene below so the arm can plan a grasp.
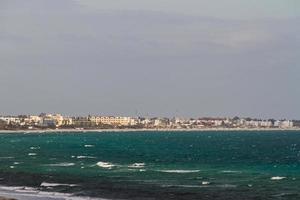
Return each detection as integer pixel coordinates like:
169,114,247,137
0,197,16,200
0,127,300,134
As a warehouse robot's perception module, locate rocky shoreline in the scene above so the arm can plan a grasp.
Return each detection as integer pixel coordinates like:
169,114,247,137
0,197,17,200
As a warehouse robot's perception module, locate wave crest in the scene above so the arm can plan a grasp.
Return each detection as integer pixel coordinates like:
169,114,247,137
96,162,116,169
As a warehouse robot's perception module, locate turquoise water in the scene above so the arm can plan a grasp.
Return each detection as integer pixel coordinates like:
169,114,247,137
0,131,300,199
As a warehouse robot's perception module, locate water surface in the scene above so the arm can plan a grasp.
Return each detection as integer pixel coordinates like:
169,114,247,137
0,131,300,199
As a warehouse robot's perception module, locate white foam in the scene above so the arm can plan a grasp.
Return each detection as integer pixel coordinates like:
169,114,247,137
28,153,37,156
0,185,108,200
77,156,96,159
271,176,286,181
221,170,241,173
218,184,237,188
202,181,210,185
162,184,202,188
0,156,14,159
30,146,40,150
0,186,25,191
84,145,94,148
158,170,200,173
128,163,145,168
46,162,76,167
41,182,79,187
96,161,116,169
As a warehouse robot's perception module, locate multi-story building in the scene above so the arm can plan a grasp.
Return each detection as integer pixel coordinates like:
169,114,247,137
0,116,21,125
39,114,64,127
28,115,42,125
89,116,134,126
274,120,293,129
0,119,7,129
73,117,94,127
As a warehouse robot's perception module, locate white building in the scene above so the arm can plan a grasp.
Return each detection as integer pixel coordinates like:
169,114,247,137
275,120,293,129
0,117,21,125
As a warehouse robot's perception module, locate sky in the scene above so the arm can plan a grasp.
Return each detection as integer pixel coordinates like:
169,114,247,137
0,0,300,119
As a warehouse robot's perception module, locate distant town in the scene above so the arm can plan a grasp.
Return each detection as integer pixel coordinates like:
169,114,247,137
0,113,299,131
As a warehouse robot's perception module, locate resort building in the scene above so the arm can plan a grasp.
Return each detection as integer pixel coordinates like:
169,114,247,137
89,116,134,126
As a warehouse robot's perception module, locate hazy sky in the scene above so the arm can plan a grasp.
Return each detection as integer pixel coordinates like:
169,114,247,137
1,0,300,119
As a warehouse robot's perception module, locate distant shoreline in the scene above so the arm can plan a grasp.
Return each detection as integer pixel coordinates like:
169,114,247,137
0,127,300,134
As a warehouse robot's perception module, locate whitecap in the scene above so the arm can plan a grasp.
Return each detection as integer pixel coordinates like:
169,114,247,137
218,184,237,188
96,161,116,169
273,193,297,197
84,145,94,148
271,176,286,181
77,156,96,159
202,181,210,185
30,146,40,150
0,157,14,159
162,184,202,188
28,153,37,156
46,163,75,167
158,170,200,173
221,170,241,173
128,163,145,168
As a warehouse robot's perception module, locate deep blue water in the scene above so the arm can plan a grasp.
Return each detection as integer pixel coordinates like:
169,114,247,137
0,131,300,199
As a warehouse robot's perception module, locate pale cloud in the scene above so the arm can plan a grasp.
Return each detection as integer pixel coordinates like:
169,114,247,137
1,0,300,118
75,0,300,19
211,29,273,48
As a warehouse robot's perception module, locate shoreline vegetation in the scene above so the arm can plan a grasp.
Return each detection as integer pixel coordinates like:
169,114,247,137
0,127,300,134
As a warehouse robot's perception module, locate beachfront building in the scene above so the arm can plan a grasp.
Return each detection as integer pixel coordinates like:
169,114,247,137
28,115,42,125
0,116,21,125
152,118,169,128
138,118,152,128
274,120,294,129
73,117,95,127
39,114,64,127
259,121,272,128
62,117,74,126
0,119,7,129
89,116,134,126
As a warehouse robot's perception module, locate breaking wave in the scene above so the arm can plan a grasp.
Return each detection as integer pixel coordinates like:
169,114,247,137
96,161,116,169
271,176,286,181
45,163,76,167
128,163,145,168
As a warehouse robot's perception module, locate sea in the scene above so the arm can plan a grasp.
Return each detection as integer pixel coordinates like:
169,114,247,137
0,131,300,200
